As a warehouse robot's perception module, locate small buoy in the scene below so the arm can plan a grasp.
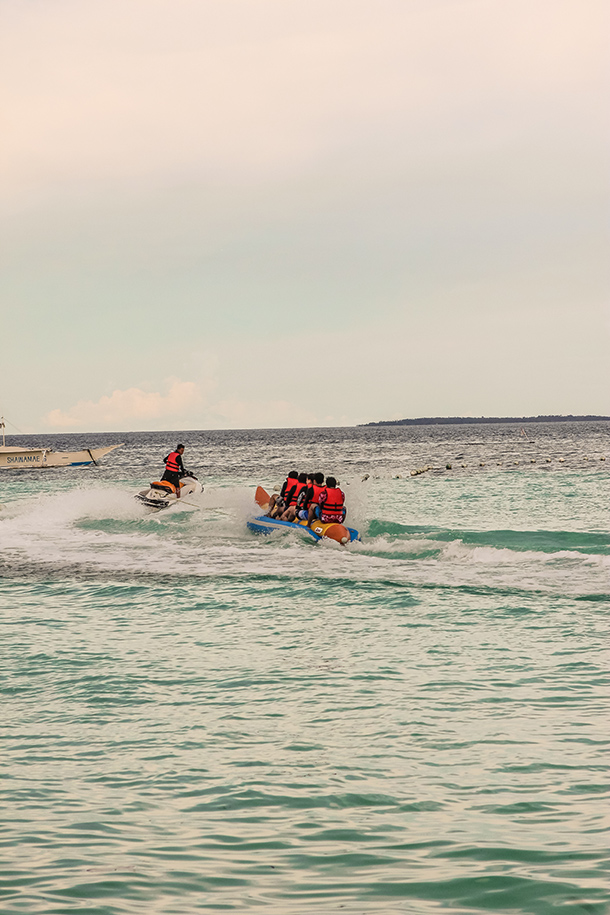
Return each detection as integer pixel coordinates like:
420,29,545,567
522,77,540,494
546,458,552,462
361,473,370,481
461,463,466,468
393,474,401,479
410,470,418,476
584,456,589,460
601,456,606,461
446,463,452,470
497,461,502,465
479,462,485,467
558,458,565,463
530,459,536,463
514,461,519,465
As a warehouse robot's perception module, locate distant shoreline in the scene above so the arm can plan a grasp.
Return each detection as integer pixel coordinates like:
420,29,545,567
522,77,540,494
362,414,610,427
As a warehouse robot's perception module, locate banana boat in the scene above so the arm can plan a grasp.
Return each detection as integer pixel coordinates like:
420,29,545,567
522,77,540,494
247,486,360,545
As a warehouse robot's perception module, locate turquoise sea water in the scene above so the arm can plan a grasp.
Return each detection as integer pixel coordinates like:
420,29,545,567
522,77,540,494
1,422,609,914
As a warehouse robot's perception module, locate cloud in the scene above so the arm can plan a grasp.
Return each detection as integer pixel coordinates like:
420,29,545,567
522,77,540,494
43,377,320,431
45,378,203,430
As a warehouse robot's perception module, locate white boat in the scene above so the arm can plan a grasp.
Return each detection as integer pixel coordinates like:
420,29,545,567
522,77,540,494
0,443,123,469
0,420,123,468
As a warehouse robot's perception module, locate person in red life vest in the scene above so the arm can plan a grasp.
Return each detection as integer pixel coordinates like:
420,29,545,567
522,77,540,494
287,472,314,522
280,472,308,521
316,476,346,523
301,472,325,525
268,471,299,518
162,444,186,498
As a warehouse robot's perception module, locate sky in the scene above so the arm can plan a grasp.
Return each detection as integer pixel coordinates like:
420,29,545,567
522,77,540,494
1,0,608,433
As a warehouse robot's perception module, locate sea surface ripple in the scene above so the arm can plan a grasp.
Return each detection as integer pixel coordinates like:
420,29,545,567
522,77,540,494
0,422,608,914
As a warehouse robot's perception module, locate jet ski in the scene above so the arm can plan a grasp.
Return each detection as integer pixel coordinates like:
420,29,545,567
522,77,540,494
247,486,360,544
135,472,203,511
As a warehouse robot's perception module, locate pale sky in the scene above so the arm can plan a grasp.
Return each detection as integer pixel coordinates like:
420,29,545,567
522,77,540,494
1,0,608,432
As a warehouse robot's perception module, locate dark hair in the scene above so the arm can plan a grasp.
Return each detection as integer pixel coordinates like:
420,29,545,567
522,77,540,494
177,443,185,450
288,470,298,479
298,472,307,483
315,472,325,485
326,476,336,488
307,472,314,481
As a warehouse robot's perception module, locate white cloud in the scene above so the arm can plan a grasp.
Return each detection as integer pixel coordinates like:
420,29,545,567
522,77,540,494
45,378,203,430
43,377,320,431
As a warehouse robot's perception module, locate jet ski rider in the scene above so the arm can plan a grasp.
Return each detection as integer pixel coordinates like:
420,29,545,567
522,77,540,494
162,444,186,499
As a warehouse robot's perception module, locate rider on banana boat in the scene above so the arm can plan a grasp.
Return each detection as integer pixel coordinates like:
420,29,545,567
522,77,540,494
295,472,326,526
162,444,186,498
280,473,308,521
312,476,346,524
283,472,314,522
268,471,299,518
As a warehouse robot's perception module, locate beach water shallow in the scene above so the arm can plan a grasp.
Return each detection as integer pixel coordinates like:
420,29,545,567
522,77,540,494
1,422,609,914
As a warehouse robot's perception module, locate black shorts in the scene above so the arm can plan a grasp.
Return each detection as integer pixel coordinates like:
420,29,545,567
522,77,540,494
162,470,181,489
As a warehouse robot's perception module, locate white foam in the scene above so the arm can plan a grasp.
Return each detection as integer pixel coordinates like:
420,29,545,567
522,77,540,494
1,482,607,598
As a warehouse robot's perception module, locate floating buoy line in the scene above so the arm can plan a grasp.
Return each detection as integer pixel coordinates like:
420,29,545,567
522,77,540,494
372,455,607,481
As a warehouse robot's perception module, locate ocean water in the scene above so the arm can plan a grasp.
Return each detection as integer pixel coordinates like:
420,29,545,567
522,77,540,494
1,421,608,915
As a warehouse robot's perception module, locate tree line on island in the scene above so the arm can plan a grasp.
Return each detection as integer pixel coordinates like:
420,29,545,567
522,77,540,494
362,415,610,427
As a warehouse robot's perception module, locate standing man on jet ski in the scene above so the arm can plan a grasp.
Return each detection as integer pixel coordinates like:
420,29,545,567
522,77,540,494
162,444,186,499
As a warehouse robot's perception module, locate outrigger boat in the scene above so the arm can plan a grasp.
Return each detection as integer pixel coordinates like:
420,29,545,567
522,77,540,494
135,472,202,511
0,444,122,469
0,420,123,469
247,486,360,545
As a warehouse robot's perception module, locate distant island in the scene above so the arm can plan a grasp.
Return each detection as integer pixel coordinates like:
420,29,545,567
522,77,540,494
362,414,610,427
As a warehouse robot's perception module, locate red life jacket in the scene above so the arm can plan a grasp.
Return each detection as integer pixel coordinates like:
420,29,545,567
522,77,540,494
286,481,306,507
320,486,345,521
165,451,181,473
309,483,325,506
281,477,298,500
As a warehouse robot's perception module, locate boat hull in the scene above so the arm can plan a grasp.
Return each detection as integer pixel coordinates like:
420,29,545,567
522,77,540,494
0,444,123,469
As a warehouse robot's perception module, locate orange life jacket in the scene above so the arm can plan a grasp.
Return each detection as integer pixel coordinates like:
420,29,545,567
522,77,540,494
320,486,345,521
286,481,306,507
165,451,181,473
